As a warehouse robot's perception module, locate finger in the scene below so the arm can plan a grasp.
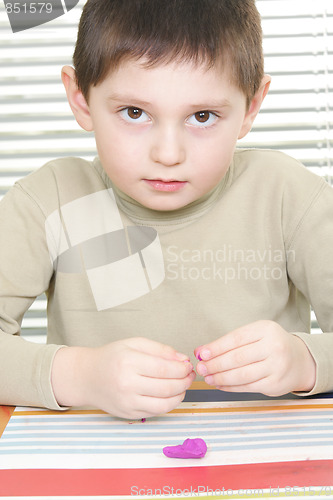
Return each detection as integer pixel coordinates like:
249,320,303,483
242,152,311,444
215,383,264,393
197,341,266,377
204,361,268,388
138,370,196,398
215,376,285,397
133,351,194,380
124,337,189,362
138,391,188,418
196,322,266,361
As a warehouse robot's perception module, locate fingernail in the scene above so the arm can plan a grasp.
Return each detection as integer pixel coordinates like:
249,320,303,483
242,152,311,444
200,349,211,360
195,347,203,361
175,352,189,361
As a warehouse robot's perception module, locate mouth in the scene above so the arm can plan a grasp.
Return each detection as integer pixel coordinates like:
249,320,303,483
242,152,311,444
143,179,187,192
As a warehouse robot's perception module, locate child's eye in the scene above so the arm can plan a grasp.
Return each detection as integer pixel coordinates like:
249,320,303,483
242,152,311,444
187,111,218,127
119,107,150,123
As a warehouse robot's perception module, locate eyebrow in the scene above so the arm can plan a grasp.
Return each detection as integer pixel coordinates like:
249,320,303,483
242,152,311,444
106,93,151,107
107,93,232,110
187,100,232,110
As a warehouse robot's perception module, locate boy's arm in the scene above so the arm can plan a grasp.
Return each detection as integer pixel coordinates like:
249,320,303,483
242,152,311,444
195,320,317,396
0,334,64,409
0,181,195,415
0,183,63,409
285,179,333,395
195,175,333,397
51,339,195,419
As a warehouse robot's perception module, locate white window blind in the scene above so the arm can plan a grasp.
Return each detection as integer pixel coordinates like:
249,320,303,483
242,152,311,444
0,0,332,341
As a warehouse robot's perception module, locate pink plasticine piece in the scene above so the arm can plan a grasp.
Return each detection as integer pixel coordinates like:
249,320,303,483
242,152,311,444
195,351,203,361
163,438,207,459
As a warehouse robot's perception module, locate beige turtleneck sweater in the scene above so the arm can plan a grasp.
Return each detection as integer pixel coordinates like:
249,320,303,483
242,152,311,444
0,149,333,409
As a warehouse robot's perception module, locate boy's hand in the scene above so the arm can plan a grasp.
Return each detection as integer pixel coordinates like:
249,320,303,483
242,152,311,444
51,338,196,419
195,320,316,396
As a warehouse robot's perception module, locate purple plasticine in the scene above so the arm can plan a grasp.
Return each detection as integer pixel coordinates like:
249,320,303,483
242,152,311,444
163,438,207,459
196,352,203,361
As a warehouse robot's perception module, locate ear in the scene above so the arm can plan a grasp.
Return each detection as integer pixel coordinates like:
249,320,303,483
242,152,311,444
61,65,94,131
238,74,271,140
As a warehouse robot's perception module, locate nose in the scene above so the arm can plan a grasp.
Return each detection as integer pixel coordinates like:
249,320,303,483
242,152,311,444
150,125,185,166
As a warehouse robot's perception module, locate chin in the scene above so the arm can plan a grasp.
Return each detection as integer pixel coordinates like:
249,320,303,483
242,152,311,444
146,199,189,212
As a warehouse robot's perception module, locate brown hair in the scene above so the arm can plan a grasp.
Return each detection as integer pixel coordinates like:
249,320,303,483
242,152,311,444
73,0,264,106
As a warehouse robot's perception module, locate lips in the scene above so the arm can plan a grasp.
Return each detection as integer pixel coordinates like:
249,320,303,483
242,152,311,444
143,179,187,192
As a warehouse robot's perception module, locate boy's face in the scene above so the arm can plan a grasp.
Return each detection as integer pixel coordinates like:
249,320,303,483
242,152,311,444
75,59,262,211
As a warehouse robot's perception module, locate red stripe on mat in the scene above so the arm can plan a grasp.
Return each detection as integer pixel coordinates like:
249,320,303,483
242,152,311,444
0,460,332,496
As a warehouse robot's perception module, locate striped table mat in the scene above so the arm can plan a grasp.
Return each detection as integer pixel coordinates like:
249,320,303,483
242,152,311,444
0,388,332,498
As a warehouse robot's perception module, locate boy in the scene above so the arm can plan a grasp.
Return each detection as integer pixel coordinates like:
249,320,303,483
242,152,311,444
0,0,332,420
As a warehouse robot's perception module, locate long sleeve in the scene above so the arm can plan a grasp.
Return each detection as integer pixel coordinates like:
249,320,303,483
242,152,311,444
0,183,63,409
285,177,333,394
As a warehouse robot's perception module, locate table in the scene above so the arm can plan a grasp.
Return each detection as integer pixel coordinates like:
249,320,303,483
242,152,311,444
0,382,333,499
